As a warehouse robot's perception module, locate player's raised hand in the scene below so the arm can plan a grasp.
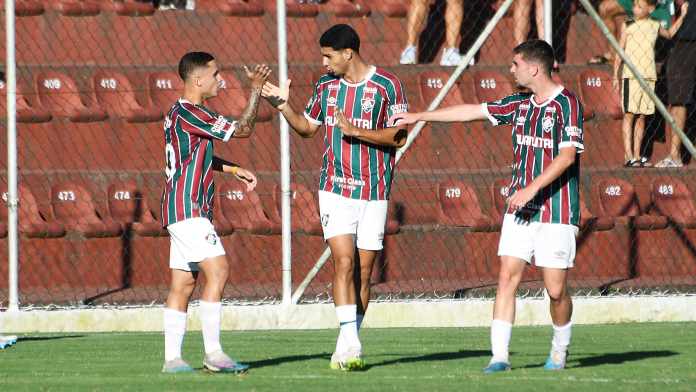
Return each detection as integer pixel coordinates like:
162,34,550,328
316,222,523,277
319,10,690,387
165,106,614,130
388,112,418,126
262,79,291,111
681,1,688,15
244,64,272,89
234,167,258,192
336,109,360,137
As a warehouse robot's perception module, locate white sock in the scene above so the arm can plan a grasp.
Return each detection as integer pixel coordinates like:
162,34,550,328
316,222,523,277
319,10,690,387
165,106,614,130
335,305,360,352
490,319,512,363
199,301,223,354
356,313,365,332
164,308,187,361
551,322,572,353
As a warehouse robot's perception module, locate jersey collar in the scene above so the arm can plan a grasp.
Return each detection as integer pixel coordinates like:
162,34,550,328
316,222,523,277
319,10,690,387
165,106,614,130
340,66,376,87
530,85,564,107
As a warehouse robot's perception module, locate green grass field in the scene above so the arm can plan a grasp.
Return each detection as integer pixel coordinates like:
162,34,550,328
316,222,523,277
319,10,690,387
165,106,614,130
1,322,694,391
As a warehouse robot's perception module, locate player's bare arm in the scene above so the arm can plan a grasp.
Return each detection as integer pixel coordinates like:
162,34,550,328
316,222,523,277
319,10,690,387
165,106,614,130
660,2,689,38
506,147,577,211
234,64,272,137
389,104,487,125
212,156,257,191
612,24,627,91
261,80,321,138
336,109,407,147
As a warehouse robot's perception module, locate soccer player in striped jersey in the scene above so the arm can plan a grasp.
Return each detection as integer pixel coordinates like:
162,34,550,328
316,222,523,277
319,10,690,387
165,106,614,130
391,40,584,373
161,52,271,374
262,24,409,371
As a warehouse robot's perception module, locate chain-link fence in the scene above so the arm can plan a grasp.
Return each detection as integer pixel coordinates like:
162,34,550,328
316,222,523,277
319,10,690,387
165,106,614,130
1,0,695,308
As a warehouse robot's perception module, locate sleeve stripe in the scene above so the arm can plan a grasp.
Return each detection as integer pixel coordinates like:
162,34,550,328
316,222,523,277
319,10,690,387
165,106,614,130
304,111,322,125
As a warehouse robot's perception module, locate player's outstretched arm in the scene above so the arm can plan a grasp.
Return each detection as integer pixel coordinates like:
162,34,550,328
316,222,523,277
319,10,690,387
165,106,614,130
336,109,408,147
389,104,487,125
212,156,257,191
234,64,272,138
261,80,321,138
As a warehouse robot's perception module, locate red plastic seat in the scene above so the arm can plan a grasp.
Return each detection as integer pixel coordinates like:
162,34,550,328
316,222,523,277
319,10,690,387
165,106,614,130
1,184,65,238
322,0,371,17
471,70,515,104
274,183,322,235
218,181,278,234
10,0,45,16
50,181,122,237
148,71,184,115
100,0,155,16
577,69,622,120
36,71,107,122
390,178,439,226
651,176,696,228
197,0,265,15
437,180,496,231
593,176,667,229
47,0,101,16
207,73,272,123
417,70,471,109
374,0,407,17
93,71,162,123
264,0,318,17
0,80,52,123
107,181,167,236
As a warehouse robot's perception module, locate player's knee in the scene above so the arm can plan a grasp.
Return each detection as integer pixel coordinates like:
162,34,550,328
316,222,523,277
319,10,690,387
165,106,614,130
546,286,567,302
334,256,355,276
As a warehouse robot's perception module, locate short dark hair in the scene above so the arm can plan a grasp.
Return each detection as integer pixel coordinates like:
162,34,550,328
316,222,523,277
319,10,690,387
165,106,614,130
178,51,215,81
644,0,658,7
513,40,555,75
319,24,360,53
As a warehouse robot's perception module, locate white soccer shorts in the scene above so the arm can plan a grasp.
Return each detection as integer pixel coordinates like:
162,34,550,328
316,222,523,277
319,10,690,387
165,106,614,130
318,190,388,251
167,217,226,272
497,213,579,269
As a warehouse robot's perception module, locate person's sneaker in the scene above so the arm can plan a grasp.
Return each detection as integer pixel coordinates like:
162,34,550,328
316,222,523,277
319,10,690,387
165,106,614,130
0,335,17,349
440,47,463,66
162,358,194,373
203,350,249,374
483,360,511,374
654,157,683,168
330,347,365,371
399,46,417,65
543,350,567,370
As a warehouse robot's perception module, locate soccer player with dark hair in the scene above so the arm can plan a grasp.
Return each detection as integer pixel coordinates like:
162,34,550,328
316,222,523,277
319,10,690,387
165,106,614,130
262,24,409,371
161,51,270,374
391,39,584,373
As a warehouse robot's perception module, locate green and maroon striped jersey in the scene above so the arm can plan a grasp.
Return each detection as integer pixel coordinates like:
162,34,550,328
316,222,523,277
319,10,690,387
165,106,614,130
304,66,408,200
161,98,237,227
484,86,584,226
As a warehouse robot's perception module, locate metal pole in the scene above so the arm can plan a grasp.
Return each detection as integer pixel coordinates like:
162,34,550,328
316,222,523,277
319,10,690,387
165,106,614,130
578,0,696,159
291,0,516,304
543,0,553,46
276,0,292,305
5,0,20,312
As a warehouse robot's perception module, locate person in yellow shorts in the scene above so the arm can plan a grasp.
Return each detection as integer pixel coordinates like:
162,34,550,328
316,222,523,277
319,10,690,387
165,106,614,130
612,0,689,167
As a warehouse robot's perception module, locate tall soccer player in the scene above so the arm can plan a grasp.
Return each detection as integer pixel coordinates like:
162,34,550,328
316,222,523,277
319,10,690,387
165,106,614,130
262,24,409,370
161,52,270,373
391,40,583,373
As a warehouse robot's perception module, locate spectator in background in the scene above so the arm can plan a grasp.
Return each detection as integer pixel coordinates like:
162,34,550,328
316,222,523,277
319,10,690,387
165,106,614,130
589,0,674,64
514,0,545,45
613,0,688,167
656,0,694,167
400,0,466,66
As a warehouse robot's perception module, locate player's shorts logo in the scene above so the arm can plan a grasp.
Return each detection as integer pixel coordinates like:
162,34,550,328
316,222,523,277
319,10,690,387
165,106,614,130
361,98,375,113
321,213,330,227
205,232,218,245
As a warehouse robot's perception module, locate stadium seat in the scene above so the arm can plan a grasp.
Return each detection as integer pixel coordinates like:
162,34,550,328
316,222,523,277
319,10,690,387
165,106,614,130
0,184,66,238
374,0,407,17
593,176,667,230
429,122,508,170
417,70,471,109
582,120,625,168
0,80,52,123
197,0,265,15
650,176,696,228
93,71,162,123
35,71,108,122
264,0,318,17
274,183,323,235
100,0,155,16
322,0,371,17
577,69,622,120
436,180,496,231
107,181,167,236
478,17,515,66
470,70,515,104
206,72,273,123
10,1,45,16
148,71,183,116
47,0,101,16
390,178,438,226
50,181,122,237
218,181,278,234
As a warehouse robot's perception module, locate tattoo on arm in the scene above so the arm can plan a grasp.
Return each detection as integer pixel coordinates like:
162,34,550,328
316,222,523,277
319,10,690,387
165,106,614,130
393,128,408,145
266,95,286,109
236,87,262,137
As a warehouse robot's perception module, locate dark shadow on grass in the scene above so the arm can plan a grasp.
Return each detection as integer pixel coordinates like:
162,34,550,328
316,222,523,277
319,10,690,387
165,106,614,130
519,350,678,369
18,335,85,342
246,353,331,369
365,350,490,370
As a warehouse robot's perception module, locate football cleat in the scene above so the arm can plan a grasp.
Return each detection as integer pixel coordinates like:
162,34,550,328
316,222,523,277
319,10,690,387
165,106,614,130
203,350,249,374
543,350,567,370
0,335,17,349
161,358,194,373
483,361,511,374
330,347,365,371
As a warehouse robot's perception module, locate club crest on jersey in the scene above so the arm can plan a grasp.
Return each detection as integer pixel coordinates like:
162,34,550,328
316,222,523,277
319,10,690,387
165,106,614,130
361,98,375,113
542,116,554,133
327,96,337,106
